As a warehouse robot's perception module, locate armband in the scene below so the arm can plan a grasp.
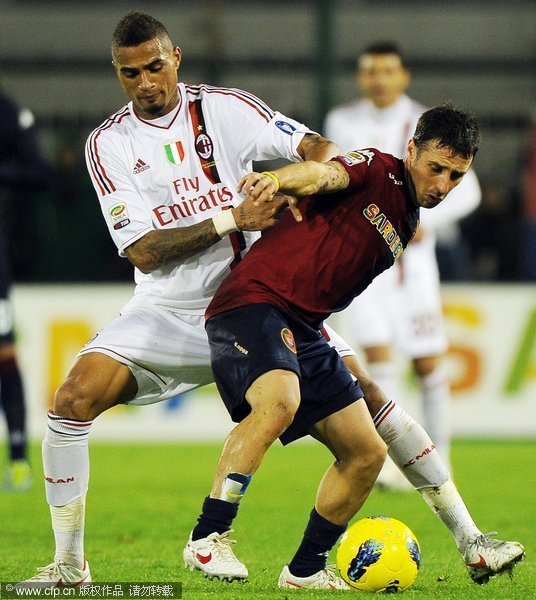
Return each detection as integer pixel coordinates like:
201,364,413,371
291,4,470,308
212,210,239,238
261,171,280,193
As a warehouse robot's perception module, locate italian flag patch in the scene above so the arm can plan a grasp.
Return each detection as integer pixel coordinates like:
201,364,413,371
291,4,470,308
165,141,185,165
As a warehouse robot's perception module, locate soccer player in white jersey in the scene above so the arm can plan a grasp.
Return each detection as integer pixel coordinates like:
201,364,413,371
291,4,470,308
21,16,523,590
324,41,481,488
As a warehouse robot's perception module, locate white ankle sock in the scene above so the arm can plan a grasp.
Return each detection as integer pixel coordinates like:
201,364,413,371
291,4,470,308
43,411,92,568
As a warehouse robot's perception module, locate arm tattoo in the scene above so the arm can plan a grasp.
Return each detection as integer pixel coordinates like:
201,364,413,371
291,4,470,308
127,219,220,272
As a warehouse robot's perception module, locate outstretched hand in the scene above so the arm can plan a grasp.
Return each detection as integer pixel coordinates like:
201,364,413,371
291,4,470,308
237,172,302,227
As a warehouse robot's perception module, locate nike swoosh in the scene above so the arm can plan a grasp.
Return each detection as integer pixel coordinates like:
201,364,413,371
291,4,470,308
57,574,89,587
226,490,242,499
196,551,212,565
467,554,488,568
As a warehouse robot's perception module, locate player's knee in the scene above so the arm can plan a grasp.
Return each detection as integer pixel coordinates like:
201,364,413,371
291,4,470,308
250,393,299,438
54,379,101,421
348,436,387,476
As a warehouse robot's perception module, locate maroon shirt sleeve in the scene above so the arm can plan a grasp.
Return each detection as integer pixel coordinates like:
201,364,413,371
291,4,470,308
330,148,379,192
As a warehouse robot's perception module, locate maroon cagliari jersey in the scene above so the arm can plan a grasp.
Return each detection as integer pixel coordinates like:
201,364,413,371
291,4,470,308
206,148,420,328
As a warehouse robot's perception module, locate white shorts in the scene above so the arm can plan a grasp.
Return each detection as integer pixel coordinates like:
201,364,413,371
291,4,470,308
79,300,214,405
342,240,448,359
79,297,357,406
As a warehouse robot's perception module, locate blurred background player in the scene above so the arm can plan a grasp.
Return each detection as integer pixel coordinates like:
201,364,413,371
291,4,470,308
324,42,481,488
0,81,49,491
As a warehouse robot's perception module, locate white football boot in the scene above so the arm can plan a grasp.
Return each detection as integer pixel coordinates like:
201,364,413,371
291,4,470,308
18,560,91,587
463,532,525,584
183,530,248,581
278,565,350,590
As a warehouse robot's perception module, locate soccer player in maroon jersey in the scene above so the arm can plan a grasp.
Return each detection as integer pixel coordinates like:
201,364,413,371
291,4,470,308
185,104,524,589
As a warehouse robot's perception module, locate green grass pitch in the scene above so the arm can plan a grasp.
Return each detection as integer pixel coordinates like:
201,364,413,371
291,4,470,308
1,439,534,599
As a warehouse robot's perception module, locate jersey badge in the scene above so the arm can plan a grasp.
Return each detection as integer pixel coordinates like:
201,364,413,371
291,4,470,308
275,120,297,135
133,158,150,175
164,141,185,166
281,328,297,354
195,133,214,160
109,202,131,230
341,150,375,166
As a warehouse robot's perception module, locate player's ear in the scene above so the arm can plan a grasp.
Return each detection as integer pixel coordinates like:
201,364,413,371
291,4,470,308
174,47,182,68
407,138,416,160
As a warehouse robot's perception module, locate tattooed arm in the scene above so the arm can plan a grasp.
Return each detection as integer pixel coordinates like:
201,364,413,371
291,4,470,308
237,160,351,208
125,193,290,273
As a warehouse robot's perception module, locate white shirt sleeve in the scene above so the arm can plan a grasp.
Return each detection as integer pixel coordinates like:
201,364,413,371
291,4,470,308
207,90,316,167
85,129,153,257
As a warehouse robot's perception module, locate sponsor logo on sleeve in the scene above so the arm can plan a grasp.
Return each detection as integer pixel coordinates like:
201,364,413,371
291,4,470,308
275,120,297,135
341,150,375,166
109,202,131,230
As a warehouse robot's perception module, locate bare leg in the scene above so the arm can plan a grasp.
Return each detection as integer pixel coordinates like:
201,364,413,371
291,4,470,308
209,369,300,497
310,399,386,524
284,399,386,581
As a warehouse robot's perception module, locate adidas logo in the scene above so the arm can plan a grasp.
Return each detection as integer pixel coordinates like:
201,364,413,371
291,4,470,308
133,158,150,174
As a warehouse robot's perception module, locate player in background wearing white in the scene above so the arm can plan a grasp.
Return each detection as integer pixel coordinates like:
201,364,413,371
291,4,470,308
324,42,481,488
21,15,522,590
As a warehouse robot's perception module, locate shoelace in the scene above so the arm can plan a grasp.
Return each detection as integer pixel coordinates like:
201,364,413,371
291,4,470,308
322,564,347,588
470,531,499,549
29,562,63,580
211,531,240,562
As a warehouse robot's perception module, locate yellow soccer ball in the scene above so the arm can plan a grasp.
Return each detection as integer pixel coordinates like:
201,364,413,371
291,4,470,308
337,516,421,593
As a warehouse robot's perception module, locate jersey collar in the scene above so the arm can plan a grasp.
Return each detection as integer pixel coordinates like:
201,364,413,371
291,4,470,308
132,84,183,130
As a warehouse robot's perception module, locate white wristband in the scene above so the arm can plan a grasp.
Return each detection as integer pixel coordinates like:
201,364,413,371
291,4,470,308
212,210,239,238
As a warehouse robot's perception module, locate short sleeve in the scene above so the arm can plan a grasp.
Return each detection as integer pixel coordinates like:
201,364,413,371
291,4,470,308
85,129,153,256
330,149,378,191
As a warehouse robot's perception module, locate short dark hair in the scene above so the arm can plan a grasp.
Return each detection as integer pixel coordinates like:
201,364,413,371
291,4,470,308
112,12,171,50
413,102,480,159
359,41,408,69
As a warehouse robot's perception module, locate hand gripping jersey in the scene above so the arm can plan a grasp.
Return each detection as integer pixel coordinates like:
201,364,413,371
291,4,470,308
85,83,313,312
207,149,420,328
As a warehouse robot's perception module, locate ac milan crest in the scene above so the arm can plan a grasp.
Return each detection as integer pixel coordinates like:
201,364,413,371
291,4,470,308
195,133,214,160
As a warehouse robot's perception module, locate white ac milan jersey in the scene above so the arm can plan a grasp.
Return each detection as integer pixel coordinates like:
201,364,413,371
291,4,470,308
86,82,314,312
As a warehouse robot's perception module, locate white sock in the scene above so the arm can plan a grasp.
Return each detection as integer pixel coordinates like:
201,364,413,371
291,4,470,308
374,401,449,488
374,402,481,552
419,367,452,464
43,411,92,568
420,480,482,552
51,496,86,568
